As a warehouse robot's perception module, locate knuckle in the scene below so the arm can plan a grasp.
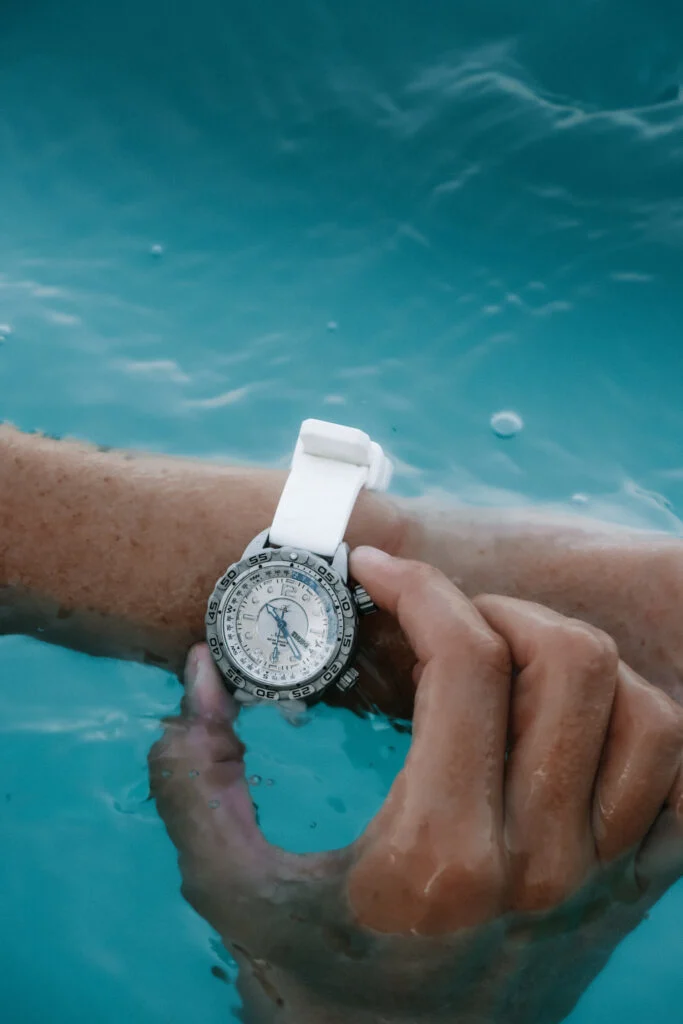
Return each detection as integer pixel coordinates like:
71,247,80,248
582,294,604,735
467,630,511,677
516,874,577,913
513,846,588,912
404,559,446,592
147,720,187,771
457,850,507,898
552,621,620,679
433,625,510,682
426,849,508,927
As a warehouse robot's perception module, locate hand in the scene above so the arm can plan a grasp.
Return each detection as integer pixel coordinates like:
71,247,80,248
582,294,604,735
265,602,301,662
149,549,683,1024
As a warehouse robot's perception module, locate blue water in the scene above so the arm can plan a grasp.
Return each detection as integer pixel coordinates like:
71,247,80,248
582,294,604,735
1,1,683,1020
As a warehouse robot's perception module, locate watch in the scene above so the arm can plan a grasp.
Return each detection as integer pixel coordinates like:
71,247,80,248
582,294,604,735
205,419,393,704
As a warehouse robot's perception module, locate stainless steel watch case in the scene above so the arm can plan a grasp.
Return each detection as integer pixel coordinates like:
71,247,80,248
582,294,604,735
205,530,361,704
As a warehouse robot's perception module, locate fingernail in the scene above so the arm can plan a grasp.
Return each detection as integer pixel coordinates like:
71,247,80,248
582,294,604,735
351,546,393,569
184,644,204,693
184,643,235,722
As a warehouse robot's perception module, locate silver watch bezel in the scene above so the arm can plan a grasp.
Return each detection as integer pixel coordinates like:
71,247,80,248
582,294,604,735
205,546,359,703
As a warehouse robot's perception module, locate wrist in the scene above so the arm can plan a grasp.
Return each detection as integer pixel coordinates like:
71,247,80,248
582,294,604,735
0,427,411,677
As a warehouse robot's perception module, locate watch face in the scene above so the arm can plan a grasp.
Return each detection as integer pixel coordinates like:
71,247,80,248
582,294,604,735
205,547,358,702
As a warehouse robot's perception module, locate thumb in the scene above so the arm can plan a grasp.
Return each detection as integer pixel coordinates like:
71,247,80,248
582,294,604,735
183,641,238,722
149,645,274,903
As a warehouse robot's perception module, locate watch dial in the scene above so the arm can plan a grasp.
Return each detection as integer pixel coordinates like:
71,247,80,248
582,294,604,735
221,564,341,687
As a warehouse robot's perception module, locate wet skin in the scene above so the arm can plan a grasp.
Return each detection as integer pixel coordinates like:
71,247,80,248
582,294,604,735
2,428,683,1019
150,549,683,1024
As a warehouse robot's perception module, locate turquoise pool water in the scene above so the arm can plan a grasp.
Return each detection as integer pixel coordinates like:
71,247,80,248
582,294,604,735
1,1,683,1020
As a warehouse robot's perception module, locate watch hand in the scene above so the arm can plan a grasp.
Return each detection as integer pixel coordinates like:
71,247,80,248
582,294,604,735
271,619,284,662
265,602,301,661
283,630,301,660
276,617,301,660
265,602,286,629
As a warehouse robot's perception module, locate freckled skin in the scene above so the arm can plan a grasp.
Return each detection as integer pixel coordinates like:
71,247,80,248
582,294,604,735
2,427,683,1022
2,426,683,711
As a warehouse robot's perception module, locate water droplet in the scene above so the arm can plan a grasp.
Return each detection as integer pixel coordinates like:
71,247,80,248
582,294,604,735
149,243,164,257
249,774,262,787
208,799,220,809
188,769,200,778
0,323,13,336
265,778,275,787
326,320,338,331
310,821,317,829
490,410,523,439
161,769,173,779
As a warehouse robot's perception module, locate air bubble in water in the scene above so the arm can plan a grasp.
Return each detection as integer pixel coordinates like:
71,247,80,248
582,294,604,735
326,320,338,331
188,769,200,778
208,799,220,809
490,410,523,439
0,323,13,343
249,774,262,787
150,243,164,257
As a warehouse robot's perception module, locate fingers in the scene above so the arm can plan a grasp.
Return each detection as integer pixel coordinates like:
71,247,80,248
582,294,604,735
473,595,620,911
593,664,683,863
474,594,683,912
635,757,683,893
352,547,503,667
349,548,511,934
149,645,273,910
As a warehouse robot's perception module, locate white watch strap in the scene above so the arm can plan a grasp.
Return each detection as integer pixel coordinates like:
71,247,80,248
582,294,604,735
269,419,393,558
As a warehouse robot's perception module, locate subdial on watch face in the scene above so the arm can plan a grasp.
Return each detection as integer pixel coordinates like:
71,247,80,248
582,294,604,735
223,567,340,687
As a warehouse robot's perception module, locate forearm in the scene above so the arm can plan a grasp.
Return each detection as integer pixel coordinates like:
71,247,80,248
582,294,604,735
403,503,683,700
0,427,402,673
2,426,682,700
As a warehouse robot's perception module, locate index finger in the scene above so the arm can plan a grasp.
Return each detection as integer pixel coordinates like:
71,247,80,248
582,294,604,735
348,548,511,934
352,547,504,668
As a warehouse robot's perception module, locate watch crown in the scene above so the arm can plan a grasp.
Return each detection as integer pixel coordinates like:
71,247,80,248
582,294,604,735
352,585,376,616
337,667,359,693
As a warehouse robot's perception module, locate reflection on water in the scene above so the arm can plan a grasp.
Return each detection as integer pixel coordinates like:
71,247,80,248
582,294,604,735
0,1,682,1021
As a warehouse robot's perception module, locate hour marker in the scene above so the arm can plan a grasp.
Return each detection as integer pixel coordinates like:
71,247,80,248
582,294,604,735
243,613,256,620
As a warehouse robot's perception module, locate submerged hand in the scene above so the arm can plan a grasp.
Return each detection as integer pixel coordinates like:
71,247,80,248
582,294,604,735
149,551,683,1024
